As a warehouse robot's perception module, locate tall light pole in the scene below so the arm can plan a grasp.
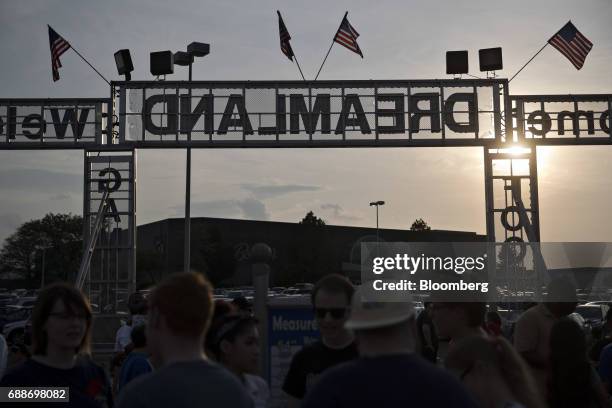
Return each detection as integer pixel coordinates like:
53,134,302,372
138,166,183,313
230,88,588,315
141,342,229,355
174,42,210,273
369,201,385,243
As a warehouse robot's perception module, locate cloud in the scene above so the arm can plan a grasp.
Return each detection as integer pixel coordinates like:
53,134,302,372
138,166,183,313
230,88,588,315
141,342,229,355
0,169,81,194
49,193,72,201
235,197,270,220
170,197,270,221
240,183,321,199
320,203,362,222
0,213,23,245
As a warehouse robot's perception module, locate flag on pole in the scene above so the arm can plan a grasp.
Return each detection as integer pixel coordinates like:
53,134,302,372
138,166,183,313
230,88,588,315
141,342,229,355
333,15,363,58
48,25,71,81
548,21,593,70
277,11,294,61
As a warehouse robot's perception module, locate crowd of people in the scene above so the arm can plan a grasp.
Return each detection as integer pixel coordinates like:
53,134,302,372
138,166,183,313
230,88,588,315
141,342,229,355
0,272,611,407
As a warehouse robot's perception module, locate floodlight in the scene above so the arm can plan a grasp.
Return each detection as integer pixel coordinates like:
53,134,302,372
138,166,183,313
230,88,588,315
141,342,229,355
446,51,469,75
150,51,174,76
114,49,134,81
479,47,503,71
187,42,210,57
173,51,193,66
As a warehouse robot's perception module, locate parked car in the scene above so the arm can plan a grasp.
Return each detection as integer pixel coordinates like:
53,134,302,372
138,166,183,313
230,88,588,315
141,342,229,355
225,290,245,300
3,318,28,345
0,306,32,332
0,293,17,308
575,304,609,330
11,296,37,308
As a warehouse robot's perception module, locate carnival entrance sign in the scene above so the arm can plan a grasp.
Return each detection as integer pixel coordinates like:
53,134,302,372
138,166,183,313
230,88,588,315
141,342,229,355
1,79,611,311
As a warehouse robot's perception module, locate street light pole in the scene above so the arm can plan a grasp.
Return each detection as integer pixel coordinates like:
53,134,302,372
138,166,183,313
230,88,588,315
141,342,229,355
184,61,192,274
41,247,46,289
376,206,379,242
177,42,209,274
369,201,385,244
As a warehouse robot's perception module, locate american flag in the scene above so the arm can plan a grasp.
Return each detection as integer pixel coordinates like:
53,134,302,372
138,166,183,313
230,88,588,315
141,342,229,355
48,25,71,81
548,21,593,70
334,15,363,58
277,11,294,61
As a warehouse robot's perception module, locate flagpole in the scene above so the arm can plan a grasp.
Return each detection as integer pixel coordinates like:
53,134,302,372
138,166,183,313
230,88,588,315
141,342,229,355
509,43,549,83
69,45,111,86
314,11,348,81
293,55,306,81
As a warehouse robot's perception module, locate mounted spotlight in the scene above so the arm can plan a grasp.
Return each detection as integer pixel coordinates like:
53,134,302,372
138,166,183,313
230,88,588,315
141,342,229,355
479,47,503,72
446,51,469,75
187,42,210,57
114,49,134,81
173,51,193,66
150,51,174,76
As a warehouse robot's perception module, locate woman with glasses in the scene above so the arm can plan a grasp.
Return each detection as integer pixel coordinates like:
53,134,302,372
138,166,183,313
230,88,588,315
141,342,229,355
207,314,269,408
0,283,113,408
445,335,544,408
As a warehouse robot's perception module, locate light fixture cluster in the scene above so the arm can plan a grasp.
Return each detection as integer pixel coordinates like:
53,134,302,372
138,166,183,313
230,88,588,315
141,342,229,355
113,42,210,81
446,47,503,77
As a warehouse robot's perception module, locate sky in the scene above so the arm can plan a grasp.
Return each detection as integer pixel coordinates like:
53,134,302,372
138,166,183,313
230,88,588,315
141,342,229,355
0,0,611,246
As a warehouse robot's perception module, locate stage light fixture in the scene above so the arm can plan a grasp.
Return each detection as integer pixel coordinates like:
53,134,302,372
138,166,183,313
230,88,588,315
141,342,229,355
150,51,174,76
446,51,469,75
173,51,193,66
187,42,210,58
479,47,503,72
114,49,134,81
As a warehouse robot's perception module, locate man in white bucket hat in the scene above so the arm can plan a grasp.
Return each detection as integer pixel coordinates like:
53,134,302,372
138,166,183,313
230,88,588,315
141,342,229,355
302,287,477,407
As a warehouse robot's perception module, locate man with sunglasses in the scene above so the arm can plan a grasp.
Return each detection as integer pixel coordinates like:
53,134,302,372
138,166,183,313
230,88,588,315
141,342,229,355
302,288,477,408
282,274,358,407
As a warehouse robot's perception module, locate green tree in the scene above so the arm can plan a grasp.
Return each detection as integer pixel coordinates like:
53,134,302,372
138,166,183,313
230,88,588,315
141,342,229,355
0,213,83,285
282,211,334,285
299,211,326,227
410,218,431,231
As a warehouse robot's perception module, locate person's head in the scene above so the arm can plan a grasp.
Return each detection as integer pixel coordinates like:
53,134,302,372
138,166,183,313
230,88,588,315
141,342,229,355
486,311,502,326
344,287,417,355
423,301,433,316
550,316,587,363
231,297,252,316
146,272,213,359
128,291,148,315
31,282,93,356
311,274,355,341
604,308,612,328
207,314,260,375
10,343,30,363
214,299,236,320
431,302,486,339
545,278,578,317
445,335,544,408
130,324,147,349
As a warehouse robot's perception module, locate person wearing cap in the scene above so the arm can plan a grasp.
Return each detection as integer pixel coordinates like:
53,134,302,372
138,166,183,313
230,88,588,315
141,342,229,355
302,288,477,407
282,274,358,407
